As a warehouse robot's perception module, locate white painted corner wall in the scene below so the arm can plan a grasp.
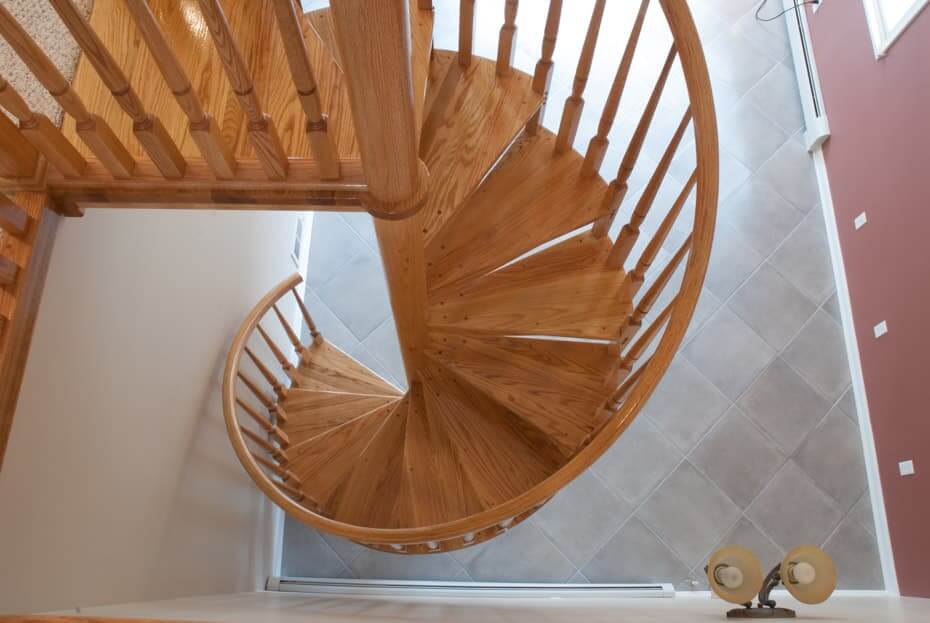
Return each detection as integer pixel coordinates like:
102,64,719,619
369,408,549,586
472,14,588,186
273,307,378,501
0,208,311,614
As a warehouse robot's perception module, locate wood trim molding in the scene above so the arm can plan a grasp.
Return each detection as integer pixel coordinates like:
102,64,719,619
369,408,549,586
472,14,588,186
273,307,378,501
0,193,59,471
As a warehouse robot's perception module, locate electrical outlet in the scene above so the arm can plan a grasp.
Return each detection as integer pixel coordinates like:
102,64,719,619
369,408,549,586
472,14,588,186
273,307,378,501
854,212,868,229
899,460,915,476
873,321,888,338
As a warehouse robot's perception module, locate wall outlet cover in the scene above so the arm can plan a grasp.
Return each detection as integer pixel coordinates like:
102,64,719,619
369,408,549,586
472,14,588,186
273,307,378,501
899,460,915,476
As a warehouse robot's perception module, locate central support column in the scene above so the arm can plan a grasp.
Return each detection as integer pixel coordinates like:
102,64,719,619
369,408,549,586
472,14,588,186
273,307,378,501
374,213,429,384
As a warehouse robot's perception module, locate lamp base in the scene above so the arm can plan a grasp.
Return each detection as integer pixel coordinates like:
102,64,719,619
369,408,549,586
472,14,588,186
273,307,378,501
727,606,796,618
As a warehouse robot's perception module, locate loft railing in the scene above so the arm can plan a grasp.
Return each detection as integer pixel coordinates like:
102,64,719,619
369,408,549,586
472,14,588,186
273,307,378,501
0,0,368,212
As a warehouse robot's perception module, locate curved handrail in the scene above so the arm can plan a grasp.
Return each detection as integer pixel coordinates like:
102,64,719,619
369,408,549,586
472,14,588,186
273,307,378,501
222,0,717,548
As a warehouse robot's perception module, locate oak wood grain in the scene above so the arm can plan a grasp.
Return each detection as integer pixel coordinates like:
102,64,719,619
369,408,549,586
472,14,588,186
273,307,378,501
428,232,631,340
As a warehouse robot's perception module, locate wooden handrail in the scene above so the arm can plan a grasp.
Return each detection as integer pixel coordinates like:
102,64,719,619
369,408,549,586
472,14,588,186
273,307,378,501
582,0,650,177
330,0,422,212
49,0,186,179
0,75,86,177
270,0,341,180
496,1,519,77
607,107,691,269
554,0,606,155
196,0,289,181
220,0,717,548
0,3,134,178
592,44,678,238
525,0,563,135
123,0,235,180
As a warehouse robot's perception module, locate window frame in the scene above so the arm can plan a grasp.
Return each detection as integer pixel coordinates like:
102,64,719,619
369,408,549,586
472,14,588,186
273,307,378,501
862,0,930,57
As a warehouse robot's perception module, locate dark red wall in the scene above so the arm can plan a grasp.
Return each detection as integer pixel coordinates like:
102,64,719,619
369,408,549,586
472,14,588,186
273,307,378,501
807,2,930,598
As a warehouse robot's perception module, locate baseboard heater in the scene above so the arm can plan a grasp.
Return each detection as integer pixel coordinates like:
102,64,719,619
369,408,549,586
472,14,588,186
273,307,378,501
267,576,675,598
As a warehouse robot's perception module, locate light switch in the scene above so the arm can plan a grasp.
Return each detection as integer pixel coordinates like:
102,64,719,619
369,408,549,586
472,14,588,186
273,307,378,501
899,460,915,476
873,321,888,338
854,212,868,230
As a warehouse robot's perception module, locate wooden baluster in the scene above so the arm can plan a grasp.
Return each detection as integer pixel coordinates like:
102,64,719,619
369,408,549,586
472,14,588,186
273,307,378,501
330,0,422,212
272,303,304,356
0,195,29,238
0,4,134,178
614,295,676,384
554,0,606,155
123,0,235,180
582,0,650,177
0,113,37,178
418,0,434,8
270,0,341,180
244,345,287,400
607,107,691,269
0,75,86,177
624,170,696,298
525,0,563,135
196,0,288,180
238,369,289,425
459,0,476,68
290,287,321,342
256,323,294,372
49,0,185,178
619,235,691,348
236,396,290,447
606,358,649,410
496,1,519,77
252,451,300,484
592,45,677,238
240,425,288,465
278,479,306,502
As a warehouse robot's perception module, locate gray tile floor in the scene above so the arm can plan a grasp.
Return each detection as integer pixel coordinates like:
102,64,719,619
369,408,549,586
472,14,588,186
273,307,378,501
285,0,882,590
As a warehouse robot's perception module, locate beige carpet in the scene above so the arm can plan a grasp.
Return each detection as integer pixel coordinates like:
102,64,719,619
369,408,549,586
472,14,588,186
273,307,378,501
0,0,92,124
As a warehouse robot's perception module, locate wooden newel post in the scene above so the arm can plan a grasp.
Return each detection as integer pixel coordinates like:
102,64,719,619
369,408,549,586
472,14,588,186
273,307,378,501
330,0,425,217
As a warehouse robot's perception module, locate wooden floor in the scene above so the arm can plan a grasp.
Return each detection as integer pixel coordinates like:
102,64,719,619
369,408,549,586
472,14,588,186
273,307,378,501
56,591,930,623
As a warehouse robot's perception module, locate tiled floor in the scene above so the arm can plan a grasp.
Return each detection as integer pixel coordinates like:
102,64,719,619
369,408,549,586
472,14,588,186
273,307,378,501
287,0,882,590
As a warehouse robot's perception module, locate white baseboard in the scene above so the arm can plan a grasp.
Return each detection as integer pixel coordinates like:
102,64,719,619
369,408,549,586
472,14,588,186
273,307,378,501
267,577,674,599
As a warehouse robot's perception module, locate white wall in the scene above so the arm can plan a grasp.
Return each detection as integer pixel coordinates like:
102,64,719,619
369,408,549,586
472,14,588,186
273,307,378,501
0,208,307,613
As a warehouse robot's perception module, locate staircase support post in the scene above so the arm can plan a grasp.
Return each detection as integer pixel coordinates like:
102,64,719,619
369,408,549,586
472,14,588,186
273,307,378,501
330,0,425,217
374,214,429,385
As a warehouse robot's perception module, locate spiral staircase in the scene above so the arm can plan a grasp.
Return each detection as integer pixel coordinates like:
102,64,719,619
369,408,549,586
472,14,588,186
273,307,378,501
0,0,717,552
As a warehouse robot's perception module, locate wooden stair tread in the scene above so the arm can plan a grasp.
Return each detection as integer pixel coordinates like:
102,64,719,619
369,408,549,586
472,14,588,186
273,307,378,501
292,340,402,396
418,50,543,243
428,232,632,340
287,398,399,505
425,130,612,293
280,390,399,447
63,0,359,161
328,396,410,527
401,382,485,526
420,362,563,509
426,333,615,454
